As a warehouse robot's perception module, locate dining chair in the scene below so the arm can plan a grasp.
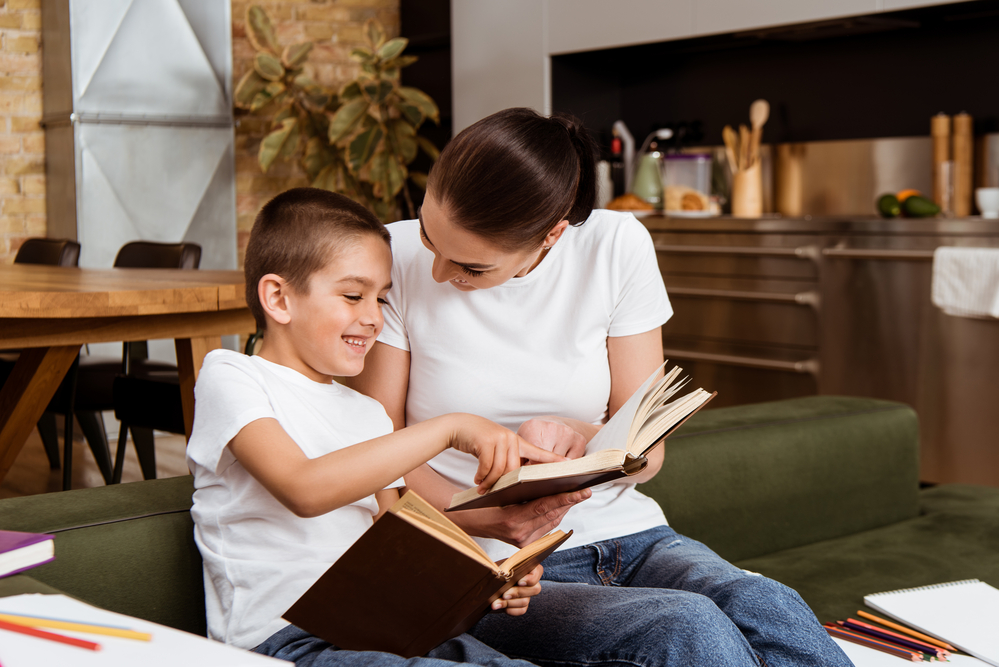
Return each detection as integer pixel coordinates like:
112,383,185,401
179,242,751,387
0,238,83,472
61,241,202,488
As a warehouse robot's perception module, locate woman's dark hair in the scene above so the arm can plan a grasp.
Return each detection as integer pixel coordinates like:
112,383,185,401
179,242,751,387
244,187,390,329
426,108,597,252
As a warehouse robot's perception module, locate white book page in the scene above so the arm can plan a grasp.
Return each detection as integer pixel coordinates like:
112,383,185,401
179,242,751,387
585,362,666,454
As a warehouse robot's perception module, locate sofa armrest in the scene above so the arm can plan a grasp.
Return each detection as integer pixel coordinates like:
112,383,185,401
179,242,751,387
0,475,205,636
638,396,921,562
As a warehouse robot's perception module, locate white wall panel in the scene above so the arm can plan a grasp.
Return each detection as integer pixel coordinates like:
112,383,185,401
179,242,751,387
452,0,547,133
547,0,691,55
692,0,877,37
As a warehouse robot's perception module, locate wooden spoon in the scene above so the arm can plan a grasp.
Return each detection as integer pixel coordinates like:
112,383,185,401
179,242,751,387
749,99,770,167
722,125,739,173
739,124,751,172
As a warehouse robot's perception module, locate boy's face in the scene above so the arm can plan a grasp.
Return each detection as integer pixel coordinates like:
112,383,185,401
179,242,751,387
284,234,392,382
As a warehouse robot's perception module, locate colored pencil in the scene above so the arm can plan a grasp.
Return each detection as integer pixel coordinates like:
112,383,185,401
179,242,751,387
842,618,948,658
857,610,957,652
825,624,925,662
838,620,943,658
0,611,151,641
0,617,101,651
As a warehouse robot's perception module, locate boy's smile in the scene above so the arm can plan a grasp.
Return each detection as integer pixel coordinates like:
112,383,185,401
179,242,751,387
260,234,392,383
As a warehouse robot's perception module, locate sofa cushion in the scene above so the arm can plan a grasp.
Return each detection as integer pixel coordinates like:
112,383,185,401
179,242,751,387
639,396,921,562
734,483,999,623
0,475,204,635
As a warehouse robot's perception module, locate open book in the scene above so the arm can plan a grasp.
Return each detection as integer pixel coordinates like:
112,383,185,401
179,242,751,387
448,362,716,511
282,491,570,658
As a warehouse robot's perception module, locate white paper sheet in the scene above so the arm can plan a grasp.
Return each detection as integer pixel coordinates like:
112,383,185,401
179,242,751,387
0,594,289,667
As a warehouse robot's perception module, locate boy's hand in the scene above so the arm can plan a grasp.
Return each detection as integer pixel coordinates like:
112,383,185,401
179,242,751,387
517,417,588,460
490,564,544,616
447,415,566,493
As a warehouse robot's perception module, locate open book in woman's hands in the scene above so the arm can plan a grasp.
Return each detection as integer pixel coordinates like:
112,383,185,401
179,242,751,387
447,362,716,511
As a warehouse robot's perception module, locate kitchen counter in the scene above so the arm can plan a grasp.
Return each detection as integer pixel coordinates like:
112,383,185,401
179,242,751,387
642,214,999,487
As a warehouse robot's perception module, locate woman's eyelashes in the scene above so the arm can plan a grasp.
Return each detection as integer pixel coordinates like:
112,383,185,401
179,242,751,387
459,266,485,277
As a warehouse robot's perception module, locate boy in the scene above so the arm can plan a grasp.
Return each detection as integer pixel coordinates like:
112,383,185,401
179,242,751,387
186,188,561,666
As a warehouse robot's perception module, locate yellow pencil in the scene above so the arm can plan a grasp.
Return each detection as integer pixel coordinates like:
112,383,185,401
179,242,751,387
0,612,152,642
857,610,956,652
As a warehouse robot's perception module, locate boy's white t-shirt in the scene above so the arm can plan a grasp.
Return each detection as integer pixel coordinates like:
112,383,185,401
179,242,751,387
378,210,673,560
187,349,401,650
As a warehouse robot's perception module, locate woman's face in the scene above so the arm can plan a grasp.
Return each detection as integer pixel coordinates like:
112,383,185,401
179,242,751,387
418,192,554,291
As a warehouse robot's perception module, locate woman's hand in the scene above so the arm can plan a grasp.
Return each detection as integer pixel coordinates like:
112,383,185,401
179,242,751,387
446,414,566,492
517,417,589,460
490,564,544,616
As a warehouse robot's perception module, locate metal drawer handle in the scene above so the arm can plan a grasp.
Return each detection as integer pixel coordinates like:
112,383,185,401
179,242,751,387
820,248,935,261
662,348,820,376
654,244,821,261
666,287,820,308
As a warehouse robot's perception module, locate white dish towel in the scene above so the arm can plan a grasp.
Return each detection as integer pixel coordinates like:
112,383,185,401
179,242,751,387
931,247,999,318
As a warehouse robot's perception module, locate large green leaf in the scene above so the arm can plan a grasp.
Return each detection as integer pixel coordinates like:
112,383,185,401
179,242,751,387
417,136,440,161
340,81,363,101
305,137,333,182
254,52,285,81
369,149,407,200
312,163,339,192
234,70,267,109
409,171,428,190
365,19,386,50
363,81,394,105
327,98,369,145
249,81,286,112
271,104,295,129
350,47,373,62
396,103,423,127
282,42,313,69
278,120,300,160
377,37,408,61
348,126,384,175
388,119,418,164
383,55,418,70
258,118,298,173
245,6,280,55
397,87,440,124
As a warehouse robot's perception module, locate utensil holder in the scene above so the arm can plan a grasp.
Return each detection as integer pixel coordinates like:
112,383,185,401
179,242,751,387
732,163,762,218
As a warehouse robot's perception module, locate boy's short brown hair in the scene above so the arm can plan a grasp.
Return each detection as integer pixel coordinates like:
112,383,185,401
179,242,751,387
244,188,391,329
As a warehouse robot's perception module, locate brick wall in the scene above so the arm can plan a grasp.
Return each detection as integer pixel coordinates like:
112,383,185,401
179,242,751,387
0,0,400,265
0,0,44,262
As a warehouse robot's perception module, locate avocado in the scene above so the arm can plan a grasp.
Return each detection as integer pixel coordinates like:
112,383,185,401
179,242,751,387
902,195,941,218
877,193,901,218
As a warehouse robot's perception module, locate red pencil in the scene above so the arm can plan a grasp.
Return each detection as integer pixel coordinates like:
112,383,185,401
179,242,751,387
0,617,101,651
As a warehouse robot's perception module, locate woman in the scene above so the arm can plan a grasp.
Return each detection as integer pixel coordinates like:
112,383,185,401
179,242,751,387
349,108,850,667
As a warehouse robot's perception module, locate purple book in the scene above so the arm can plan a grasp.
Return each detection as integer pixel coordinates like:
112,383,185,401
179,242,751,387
0,529,55,578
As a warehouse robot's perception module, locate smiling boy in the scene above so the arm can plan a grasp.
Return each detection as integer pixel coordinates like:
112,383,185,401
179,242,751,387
185,188,560,667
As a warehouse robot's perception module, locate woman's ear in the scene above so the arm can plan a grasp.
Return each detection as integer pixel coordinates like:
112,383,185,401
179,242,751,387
545,220,570,248
258,273,292,325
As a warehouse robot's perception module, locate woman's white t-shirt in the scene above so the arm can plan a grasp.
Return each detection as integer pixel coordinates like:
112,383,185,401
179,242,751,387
187,349,400,649
378,210,673,560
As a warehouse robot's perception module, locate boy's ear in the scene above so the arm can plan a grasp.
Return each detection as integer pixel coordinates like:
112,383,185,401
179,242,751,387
258,273,292,325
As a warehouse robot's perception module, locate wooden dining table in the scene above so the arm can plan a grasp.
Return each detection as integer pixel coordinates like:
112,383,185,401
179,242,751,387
0,264,255,483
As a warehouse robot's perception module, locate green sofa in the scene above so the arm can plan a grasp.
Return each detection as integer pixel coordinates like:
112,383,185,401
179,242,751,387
1,395,997,637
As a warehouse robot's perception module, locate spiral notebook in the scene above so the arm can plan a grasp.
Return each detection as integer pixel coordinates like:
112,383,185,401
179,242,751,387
863,579,999,667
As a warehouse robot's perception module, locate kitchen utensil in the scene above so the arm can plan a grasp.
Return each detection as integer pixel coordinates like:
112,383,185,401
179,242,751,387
953,112,973,217
739,124,750,172
931,113,951,208
775,143,804,217
749,99,769,167
722,125,739,172
732,161,762,218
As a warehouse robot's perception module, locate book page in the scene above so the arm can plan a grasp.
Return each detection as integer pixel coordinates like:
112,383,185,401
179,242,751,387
392,492,496,570
586,361,670,454
631,388,714,455
500,530,571,574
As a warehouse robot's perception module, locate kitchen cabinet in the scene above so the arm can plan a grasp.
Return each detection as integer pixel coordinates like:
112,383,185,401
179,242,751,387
452,0,972,132
643,215,999,487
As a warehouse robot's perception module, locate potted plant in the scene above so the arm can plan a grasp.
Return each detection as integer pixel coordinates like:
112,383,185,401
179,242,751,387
235,6,440,221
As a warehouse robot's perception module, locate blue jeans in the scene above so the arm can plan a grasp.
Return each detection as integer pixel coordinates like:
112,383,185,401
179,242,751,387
254,625,540,667
470,526,853,667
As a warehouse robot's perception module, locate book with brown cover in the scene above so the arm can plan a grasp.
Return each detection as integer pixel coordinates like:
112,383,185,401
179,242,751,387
448,363,715,512
282,491,571,658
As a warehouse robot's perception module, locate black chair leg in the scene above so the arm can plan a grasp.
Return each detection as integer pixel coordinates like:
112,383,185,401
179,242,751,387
130,426,158,480
112,424,129,484
61,414,74,491
36,412,61,470
77,410,113,484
